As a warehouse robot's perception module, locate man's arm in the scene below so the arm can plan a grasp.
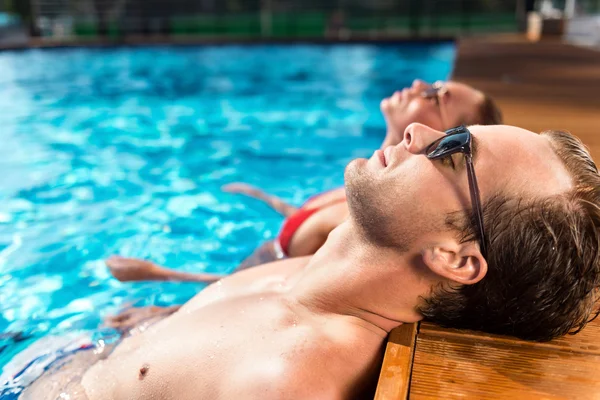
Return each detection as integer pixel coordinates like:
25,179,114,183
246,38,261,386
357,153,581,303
104,305,182,332
222,183,298,217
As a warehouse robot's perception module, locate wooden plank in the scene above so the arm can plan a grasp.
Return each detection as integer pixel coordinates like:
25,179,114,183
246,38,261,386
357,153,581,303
374,323,418,400
410,319,600,399
419,320,600,356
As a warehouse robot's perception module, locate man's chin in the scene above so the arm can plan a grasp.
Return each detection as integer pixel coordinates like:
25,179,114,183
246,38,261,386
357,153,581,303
344,158,367,184
343,158,372,209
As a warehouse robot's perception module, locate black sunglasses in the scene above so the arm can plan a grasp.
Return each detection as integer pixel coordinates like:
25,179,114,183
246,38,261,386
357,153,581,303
425,126,487,258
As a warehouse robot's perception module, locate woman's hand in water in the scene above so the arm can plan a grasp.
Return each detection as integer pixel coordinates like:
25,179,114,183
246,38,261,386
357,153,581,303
104,305,181,333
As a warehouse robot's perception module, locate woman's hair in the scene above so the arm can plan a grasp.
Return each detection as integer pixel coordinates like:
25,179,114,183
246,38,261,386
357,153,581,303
458,86,502,126
419,130,600,342
476,94,503,125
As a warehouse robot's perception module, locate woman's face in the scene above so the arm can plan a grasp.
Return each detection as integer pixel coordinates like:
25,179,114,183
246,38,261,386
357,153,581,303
381,80,484,143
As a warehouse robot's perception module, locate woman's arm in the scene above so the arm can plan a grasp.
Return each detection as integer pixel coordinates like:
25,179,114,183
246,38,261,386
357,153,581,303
222,183,298,217
106,256,225,283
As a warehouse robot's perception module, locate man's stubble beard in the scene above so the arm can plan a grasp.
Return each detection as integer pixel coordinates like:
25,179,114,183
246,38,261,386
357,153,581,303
344,161,414,253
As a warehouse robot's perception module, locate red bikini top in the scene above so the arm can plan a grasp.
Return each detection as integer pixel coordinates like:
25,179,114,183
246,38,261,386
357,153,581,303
276,191,346,257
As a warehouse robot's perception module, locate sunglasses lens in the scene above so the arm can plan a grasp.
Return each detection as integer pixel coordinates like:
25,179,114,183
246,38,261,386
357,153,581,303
427,131,470,159
421,86,438,98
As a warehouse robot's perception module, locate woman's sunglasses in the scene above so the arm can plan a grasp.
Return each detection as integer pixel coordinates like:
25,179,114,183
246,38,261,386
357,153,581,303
420,81,447,106
425,126,487,258
421,82,449,130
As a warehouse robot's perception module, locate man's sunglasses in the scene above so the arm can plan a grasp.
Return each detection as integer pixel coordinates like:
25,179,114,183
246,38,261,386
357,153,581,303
425,126,487,258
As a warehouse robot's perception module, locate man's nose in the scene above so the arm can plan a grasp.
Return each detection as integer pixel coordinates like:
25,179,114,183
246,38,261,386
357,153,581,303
403,123,446,154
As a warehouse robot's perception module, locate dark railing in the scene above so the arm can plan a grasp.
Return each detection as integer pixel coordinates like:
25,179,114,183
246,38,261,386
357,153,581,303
6,0,528,41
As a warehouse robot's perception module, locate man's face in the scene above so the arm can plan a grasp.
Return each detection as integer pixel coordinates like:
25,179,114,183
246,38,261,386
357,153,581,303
345,124,573,252
381,80,484,137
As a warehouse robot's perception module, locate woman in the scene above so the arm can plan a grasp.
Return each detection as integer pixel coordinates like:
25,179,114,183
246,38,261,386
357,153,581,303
107,79,502,284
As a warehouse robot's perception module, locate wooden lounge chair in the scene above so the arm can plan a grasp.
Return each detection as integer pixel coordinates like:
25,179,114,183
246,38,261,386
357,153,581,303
375,318,600,399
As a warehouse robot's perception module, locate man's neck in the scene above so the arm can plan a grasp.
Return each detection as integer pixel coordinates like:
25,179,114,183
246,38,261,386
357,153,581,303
287,220,423,338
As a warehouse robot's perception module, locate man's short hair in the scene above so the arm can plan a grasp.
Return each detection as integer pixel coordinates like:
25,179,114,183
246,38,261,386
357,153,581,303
419,130,600,341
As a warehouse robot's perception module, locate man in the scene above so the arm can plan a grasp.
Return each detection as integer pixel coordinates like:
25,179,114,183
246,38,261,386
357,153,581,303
106,79,503,281
21,123,600,399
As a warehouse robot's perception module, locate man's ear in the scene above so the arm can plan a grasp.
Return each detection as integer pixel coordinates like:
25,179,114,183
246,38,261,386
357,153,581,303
422,241,487,285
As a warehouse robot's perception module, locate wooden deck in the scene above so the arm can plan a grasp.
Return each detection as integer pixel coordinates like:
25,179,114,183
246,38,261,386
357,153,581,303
453,36,600,161
375,37,600,400
377,319,600,400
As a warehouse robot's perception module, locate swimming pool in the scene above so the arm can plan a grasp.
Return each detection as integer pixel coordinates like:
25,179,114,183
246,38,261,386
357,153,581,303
0,43,455,374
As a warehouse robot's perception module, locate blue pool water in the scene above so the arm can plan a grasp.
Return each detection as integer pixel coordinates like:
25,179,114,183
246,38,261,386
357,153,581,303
0,43,454,372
